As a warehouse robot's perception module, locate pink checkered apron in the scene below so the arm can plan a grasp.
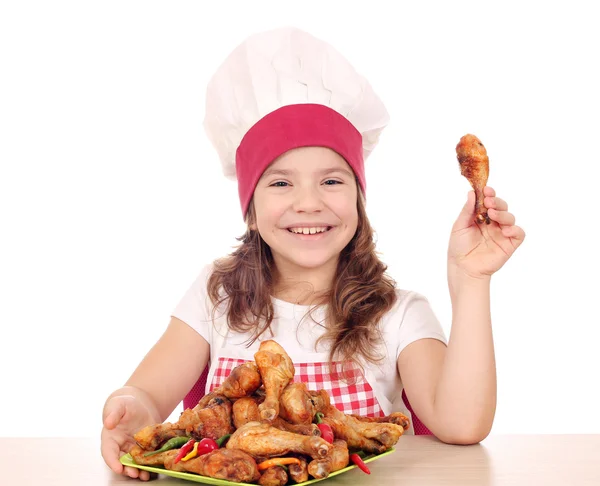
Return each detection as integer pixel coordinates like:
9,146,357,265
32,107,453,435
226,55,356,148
210,357,383,416
182,340,432,435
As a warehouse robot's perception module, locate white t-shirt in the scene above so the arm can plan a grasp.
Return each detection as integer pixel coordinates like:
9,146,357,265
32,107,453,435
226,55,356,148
171,263,447,434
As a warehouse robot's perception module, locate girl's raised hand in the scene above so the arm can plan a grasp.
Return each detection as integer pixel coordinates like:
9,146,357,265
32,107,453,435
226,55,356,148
447,186,525,280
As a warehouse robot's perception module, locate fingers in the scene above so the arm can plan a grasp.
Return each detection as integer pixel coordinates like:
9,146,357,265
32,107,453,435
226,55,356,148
453,190,476,228
483,186,496,197
101,435,124,475
140,471,157,481
123,465,155,481
484,196,507,211
485,193,516,227
103,400,126,430
464,190,476,214
102,444,151,480
501,224,526,241
124,465,141,479
487,208,515,226
483,189,525,247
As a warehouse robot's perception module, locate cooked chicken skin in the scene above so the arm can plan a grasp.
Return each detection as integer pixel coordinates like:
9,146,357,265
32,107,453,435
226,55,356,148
456,134,491,224
134,395,235,451
178,395,235,440
226,422,332,460
129,445,175,466
279,382,315,425
133,422,187,451
349,411,411,430
258,466,288,486
271,418,320,437
164,448,261,483
254,340,295,422
197,361,262,408
307,439,350,479
288,455,309,483
322,404,405,453
233,395,319,436
233,397,262,429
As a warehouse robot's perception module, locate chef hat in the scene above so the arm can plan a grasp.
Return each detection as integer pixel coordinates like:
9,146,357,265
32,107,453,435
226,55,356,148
203,26,390,218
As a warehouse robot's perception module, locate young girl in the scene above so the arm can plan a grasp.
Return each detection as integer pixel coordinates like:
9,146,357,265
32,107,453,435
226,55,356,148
101,27,525,480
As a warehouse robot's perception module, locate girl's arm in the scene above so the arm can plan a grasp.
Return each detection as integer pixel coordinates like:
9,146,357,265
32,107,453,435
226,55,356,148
397,274,495,445
397,187,523,444
108,317,210,422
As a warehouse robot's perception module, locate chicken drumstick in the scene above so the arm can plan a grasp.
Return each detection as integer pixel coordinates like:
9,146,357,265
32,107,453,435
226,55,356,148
456,133,491,224
254,340,295,422
226,422,332,460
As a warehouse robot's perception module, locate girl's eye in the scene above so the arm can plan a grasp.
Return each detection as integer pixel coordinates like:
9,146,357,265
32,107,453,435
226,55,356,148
271,181,289,187
324,179,342,185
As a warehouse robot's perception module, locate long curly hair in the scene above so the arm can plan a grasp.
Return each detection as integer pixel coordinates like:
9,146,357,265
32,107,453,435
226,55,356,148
206,193,398,368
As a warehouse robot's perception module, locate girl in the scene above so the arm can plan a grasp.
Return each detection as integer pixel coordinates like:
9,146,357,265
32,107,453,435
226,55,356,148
101,27,525,481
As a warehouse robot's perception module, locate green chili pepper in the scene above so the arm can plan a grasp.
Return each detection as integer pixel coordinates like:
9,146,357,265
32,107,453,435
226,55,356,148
215,434,231,447
143,436,190,457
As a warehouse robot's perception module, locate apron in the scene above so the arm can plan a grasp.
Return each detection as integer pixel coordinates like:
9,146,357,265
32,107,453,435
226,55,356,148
183,316,391,418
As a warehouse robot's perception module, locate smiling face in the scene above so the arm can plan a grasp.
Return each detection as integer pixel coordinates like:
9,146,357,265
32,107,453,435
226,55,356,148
251,146,359,284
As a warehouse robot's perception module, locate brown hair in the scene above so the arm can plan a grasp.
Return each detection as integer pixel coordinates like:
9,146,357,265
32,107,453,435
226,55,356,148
206,194,398,368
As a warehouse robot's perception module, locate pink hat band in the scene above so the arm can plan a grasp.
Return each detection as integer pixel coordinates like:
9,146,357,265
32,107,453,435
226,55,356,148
235,103,365,217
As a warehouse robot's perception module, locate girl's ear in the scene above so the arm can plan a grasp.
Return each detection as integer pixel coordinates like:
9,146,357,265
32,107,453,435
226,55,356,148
245,199,258,231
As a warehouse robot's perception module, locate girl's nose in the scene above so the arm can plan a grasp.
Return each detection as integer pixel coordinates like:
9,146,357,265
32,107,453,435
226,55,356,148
292,185,324,213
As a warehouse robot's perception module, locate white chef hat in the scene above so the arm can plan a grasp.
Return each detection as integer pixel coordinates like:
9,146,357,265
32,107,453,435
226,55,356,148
202,26,390,217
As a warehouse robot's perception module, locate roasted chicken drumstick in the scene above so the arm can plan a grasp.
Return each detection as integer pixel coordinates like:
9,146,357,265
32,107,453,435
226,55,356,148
258,466,288,486
308,389,406,453
164,448,261,483
134,395,234,450
349,411,410,430
233,396,319,436
197,361,262,408
307,439,350,479
456,133,491,224
279,382,315,425
226,422,332,460
254,340,295,421
321,402,405,453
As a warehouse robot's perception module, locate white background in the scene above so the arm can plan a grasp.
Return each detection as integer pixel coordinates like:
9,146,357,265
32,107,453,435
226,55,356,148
1,0,599,438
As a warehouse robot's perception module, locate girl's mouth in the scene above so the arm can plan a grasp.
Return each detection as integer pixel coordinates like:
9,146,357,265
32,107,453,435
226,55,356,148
286,226,332,235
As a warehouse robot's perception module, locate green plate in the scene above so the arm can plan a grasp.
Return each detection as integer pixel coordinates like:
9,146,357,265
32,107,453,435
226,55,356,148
120,447,395,485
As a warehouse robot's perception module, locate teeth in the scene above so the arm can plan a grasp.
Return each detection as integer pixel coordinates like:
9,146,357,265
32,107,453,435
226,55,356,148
289,226,328,234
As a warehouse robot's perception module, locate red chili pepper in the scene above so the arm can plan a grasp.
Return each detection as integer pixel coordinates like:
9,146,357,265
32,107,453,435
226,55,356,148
181,434,232,462
197,433,231,454
173,439,196,464
196,438,219,456
314,412,334,443
350,453,371,474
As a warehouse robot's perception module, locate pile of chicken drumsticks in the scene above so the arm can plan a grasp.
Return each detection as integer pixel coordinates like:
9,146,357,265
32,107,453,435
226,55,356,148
129,340,409,484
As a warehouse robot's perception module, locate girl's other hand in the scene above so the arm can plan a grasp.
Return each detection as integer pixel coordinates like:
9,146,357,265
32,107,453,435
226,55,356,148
101,394,158,481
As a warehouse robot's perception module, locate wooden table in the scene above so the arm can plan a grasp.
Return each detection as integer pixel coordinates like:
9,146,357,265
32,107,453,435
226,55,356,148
1,435,599,485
